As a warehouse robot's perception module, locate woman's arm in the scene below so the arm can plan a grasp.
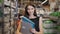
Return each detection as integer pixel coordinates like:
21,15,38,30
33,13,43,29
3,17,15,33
16,19,22,34
39,16,43,34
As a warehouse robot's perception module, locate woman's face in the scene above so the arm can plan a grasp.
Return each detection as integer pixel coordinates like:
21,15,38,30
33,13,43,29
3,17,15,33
27,5,35,15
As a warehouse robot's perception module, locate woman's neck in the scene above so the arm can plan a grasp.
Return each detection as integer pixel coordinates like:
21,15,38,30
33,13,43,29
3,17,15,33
29,15,34,17
29,15,36,19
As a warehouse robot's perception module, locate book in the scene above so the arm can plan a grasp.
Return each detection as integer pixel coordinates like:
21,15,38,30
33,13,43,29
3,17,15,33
21,16,35,28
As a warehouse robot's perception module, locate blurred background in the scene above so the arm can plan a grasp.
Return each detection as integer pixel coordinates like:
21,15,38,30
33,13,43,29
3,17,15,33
0,0,60,34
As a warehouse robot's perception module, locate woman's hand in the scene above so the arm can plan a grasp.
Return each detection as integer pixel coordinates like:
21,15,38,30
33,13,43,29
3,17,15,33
30,29,39,34
30,29,37,33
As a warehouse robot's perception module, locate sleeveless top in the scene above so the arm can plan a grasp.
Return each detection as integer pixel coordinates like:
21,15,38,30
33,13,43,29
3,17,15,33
29,17,40,32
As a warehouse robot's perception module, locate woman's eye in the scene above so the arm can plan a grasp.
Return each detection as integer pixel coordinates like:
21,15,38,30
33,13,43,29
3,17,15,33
27,8,30,10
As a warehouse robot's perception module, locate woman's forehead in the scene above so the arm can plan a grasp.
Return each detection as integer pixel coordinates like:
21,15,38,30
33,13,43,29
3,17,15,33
27,6,34,9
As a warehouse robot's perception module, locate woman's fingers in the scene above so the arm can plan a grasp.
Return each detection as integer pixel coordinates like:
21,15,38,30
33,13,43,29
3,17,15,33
30,29,36,33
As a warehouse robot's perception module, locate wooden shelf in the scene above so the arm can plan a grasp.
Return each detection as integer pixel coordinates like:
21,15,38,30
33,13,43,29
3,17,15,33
4,0,16,9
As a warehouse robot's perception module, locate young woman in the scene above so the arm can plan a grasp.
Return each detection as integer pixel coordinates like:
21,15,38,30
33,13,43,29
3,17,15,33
24,4,43,34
